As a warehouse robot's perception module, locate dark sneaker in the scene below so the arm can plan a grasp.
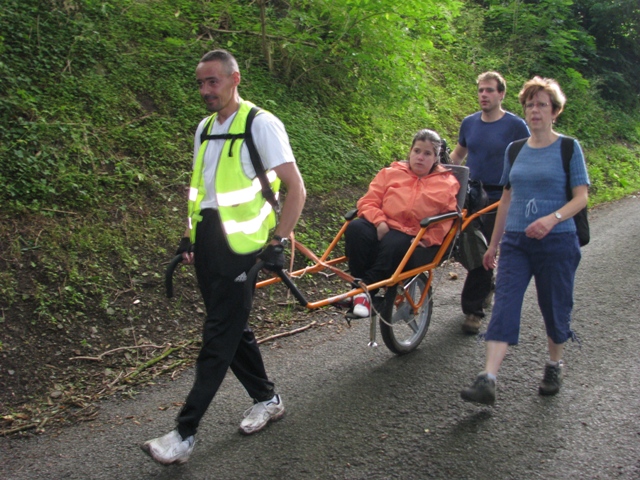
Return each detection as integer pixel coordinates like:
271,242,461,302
539,360,564,396
239,394,285,435
141,430,195,466
461,373,496,405
462,314,482,334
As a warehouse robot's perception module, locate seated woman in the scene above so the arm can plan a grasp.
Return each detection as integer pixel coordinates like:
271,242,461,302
345,129,460,317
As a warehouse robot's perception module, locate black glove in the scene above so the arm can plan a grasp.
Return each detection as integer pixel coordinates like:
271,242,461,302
175,237,192,256
258,243,285,271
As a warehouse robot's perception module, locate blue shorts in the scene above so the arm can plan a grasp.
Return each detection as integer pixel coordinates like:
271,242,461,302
485,231,581,345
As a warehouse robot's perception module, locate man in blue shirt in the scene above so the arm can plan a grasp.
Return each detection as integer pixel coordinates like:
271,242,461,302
451,71,530,334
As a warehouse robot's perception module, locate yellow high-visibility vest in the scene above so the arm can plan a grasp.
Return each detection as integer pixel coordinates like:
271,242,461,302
187,101,280,254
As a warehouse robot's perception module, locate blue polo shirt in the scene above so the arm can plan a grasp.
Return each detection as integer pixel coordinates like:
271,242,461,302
458,111,530,200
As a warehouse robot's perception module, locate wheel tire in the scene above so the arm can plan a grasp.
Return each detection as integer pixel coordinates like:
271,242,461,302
379,273,432,355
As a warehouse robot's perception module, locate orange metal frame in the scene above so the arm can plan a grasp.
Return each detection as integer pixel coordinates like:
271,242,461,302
256,201,499,313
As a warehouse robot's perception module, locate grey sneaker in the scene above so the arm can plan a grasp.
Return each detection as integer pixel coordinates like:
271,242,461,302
141,430,195,466
239,394,285,435
460,373,496,405
462,314,482,334
539,360,564,396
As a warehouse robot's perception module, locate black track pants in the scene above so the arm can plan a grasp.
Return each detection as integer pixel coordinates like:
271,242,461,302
177,210,274,438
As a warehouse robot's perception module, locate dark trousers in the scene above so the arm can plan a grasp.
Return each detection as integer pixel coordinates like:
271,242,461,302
177,210,274,439
345,218,439,286
461,211,496,317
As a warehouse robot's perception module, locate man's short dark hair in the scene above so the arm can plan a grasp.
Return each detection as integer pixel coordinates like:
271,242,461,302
477,71,507,93
199,49,239,75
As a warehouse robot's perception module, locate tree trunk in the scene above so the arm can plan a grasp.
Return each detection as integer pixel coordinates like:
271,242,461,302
260,0,273,72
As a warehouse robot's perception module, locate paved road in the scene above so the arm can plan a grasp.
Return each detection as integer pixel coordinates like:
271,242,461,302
2,195,639,479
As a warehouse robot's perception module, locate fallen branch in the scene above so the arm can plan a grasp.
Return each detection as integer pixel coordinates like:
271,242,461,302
258,321,317,344
124,341,194,382
40,208,78,215
104,370,126,391
0,423,38,436
69,344,165,362
152,359,188,379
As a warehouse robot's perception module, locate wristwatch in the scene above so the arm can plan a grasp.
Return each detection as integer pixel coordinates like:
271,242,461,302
554,211,562,220
273,234,288,247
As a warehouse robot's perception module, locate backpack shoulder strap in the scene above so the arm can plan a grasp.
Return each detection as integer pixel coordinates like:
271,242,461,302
504,138,528,189
199,115,245,144
200,116,216,144
507,138,528,165
244,107,280,213
560,136,575,172
560,136,575,199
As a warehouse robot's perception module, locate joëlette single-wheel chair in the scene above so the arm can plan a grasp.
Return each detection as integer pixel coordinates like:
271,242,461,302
166,165,499,355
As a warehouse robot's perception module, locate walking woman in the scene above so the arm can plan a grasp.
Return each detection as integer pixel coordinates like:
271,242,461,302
460,77,590,405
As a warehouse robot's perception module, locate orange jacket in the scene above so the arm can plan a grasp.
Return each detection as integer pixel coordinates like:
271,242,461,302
357,162,460,246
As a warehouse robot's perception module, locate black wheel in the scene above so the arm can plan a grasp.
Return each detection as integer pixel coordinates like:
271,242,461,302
379,273,432,355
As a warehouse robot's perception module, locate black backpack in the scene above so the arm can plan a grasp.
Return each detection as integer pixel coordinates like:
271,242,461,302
439,138,488,214
439,138,453,165
507,136,589,246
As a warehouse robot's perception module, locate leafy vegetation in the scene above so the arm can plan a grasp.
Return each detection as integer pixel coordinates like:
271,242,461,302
0,0,639,430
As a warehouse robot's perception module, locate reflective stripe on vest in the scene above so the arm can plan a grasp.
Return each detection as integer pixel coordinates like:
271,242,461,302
188,170,277,206
187,100,280,254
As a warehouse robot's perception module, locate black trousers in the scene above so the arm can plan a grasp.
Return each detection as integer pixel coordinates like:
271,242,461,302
460,211,496,318
345,218,440,286
177,210,274,439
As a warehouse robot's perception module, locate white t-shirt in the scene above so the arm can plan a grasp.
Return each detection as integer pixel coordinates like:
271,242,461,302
193,107,296,209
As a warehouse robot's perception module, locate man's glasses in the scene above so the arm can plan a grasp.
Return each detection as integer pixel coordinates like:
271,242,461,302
525,102,550,110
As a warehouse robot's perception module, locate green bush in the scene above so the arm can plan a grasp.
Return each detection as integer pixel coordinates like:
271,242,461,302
0,0,638,325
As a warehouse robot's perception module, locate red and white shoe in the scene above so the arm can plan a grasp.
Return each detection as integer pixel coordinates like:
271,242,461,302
353,293,371,317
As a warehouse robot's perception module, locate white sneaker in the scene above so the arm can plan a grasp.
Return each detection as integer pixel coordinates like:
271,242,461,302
141,430,195,466
239,394,285,435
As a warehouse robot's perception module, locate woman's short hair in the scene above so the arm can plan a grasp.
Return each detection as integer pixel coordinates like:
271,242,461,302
518,76,566,115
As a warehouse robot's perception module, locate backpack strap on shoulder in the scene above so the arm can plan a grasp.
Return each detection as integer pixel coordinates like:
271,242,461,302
244,107,280,213
507,138,528,165
504,138,528,189
560,136,575,166
199,116,215,145
560,136,575,199
559,135,590,246
200,116,245,149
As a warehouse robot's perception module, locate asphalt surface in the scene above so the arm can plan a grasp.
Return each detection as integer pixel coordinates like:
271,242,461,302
2,194,639,480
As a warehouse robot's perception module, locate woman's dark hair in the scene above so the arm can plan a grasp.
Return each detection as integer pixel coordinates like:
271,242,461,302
410,129,442,157
409,129,443,172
